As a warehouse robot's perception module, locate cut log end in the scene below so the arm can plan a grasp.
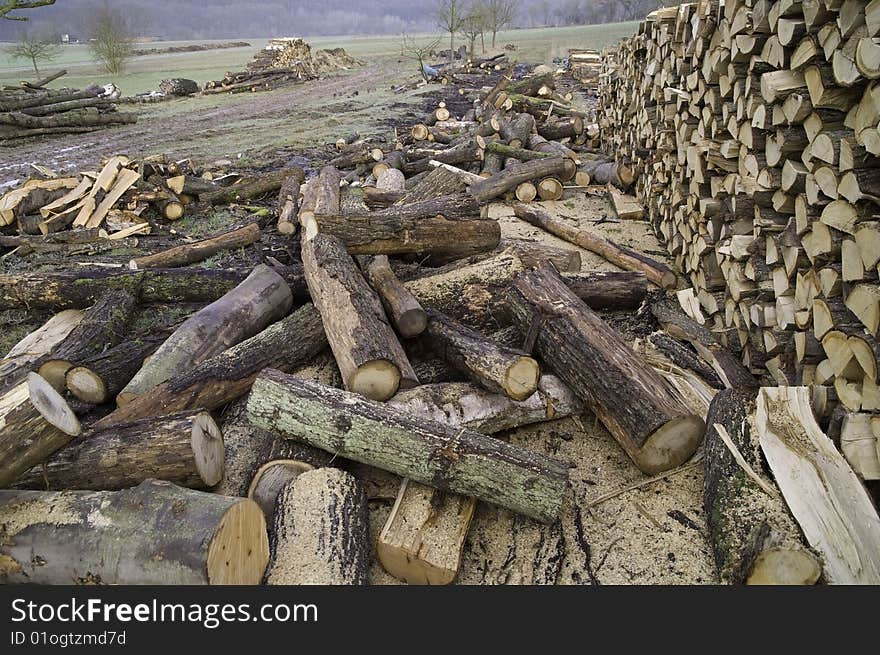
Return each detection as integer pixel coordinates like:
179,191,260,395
637,415,705,474
504,356,541,401
205,498,269,585
37,360,73,392
398,308,428,338
746,548,822,585
27,372,80,437
350,359,401,401
65,366,106,404
247,459,314,517
277,220,297,235
192,413,225,487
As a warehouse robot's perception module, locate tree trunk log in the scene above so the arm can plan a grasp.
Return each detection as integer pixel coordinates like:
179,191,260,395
38,288,139,391
0,480,268,585
359,255,427,337
276,175,301,235
266,468,369,585
118,265,293,404
201,168,303,206
425,309,540,401
0,373,81,488
301,228,414,401
93,303,326,427
245,368,569,522
15,410,224,491
469,158,576,203
704,389,821,585
506,262,705,474
129,223,261,270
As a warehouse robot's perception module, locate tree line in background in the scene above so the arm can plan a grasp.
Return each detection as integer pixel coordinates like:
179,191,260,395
0,0,664,42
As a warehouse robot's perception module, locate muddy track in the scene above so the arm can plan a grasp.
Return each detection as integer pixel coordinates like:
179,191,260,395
0,63,407,186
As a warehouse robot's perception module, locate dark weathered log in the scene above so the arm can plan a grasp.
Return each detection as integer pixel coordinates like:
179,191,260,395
513,203,677,289
0,110,137,129
15,410,224,491
538,116,585,141
0,480,268,585
704,389,821,585
469,158,576,203
359,255,427,337
118,265,293,404
38,288,139,390
500,112,536,148
266,468,369,585
246,368,569,522
425,309,540,401
93,303,326,427
502,239,582,272
0,265,308,311
301,229,415,401
129,223,261,269
506,263,705,474
275,174,301,235
563,270,648,309
201,168,303,206
65,333,166,404
0,373,81,488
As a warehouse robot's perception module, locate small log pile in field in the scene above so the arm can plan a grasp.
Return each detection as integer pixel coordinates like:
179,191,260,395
568,49,603,91
204,38,363,95
0,83,136,142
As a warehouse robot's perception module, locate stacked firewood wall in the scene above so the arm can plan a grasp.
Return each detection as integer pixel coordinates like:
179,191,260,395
599,0,880,419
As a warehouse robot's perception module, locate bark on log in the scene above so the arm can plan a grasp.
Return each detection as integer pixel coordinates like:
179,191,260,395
359,255,427,337
0,266,308,311
313,165,343,217
117,265,293,404
276,175,301,235
38,288,139,391
201,168,303,206
506,262,705,474
0,480,268,585
425,309,540,401
129,223,261,270
563,270,648,309
0,373,81,488
93,303,326,427
513,203,677,290
246,368,569,522
469,158,577,203
704,389,821,585
266,468,369,585
15,411,224,491
301,228,414,401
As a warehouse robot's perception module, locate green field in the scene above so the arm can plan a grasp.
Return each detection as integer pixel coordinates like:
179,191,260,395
0,22,639,96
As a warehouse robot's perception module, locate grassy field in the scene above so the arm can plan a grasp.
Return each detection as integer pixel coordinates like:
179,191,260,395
0,22,638,96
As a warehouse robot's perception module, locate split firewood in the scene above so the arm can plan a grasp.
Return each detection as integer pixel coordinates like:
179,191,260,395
506,262,705,474
266,468,370,586
755,386,880,584
0,480,268,585
359,255,427,338
0,177,79,225
0,373,81,488
117,264,293,404
0,310,85,395
15,410,224,491
704,389,821,585
840,413,880,481
606,184,645,220
0,266,307,311
513,203,677,289
246,368,569,522
425,309,540,401
129,223,261,269
38,287,139,391
94,303,325,427
247,459,314,518
301,226,416,401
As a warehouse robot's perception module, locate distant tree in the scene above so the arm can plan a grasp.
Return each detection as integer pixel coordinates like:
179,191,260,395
401,33,441,83
482,0,516,48
434,0,466,66
0,0,55,21
87,5,132,75
4,31,59,74
461,3,486,60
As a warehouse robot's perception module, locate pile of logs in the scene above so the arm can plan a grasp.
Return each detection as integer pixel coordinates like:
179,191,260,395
205,39,362,95
0,82,136,142
568,49,603,91
598,1,880,481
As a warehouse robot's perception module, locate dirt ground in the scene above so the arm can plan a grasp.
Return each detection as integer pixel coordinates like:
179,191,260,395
0,62,719,585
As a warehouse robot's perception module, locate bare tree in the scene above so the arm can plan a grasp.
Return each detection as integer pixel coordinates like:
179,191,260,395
0,0,55,21
434,0,466,66
461,4,486,60
483,0,517,48
88,5,133,75
401,33,442,83
4,31,59,74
